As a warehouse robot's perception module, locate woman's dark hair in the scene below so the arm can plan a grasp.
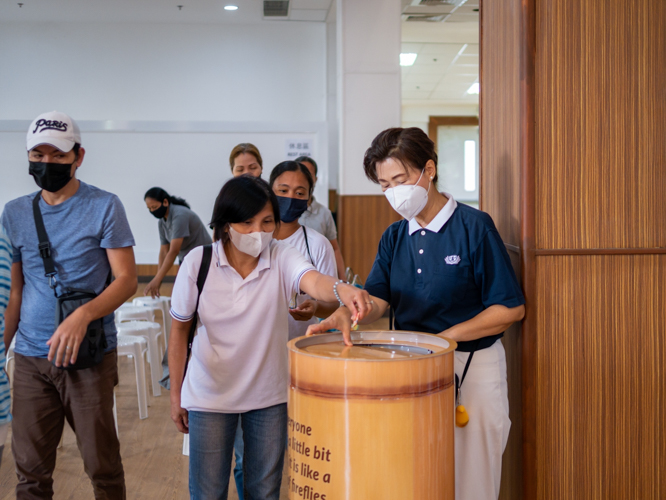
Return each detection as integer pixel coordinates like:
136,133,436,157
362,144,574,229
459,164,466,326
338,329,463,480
144,187,190,208
269,161,314,197
294,156,318,177
229,143,263,171
210,175,280,242
363,127,438,185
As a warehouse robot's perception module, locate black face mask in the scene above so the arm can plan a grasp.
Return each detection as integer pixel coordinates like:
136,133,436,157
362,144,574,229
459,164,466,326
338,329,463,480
150,203,168,219
276,196,309,223
28,161,73,193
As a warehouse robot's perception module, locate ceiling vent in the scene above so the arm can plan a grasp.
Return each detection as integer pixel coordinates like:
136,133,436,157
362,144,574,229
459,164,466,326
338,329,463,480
403,0,456,21
405,14,448,22
264,0,289,17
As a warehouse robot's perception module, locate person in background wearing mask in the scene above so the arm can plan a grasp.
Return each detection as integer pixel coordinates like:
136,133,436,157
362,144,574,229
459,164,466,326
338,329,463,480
0,225,11,468
307,128,525,500
144,188,212,298
269,161,338,339
230,143,263,178
168,175,371,500
295,156,346,279
1,111,137,498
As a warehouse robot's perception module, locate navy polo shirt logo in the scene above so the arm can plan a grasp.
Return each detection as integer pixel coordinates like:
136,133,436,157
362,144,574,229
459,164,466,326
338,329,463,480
445,255,461,265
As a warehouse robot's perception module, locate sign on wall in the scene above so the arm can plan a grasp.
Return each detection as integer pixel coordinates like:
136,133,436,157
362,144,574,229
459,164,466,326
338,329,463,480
286,138,313,160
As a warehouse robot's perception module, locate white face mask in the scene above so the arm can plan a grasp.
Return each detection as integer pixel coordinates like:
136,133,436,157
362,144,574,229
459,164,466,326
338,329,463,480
384,169,431,220
228,226,273,258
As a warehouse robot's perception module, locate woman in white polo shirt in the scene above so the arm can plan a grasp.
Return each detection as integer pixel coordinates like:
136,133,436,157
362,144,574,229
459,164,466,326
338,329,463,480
168,175,370,500
269,161,338,340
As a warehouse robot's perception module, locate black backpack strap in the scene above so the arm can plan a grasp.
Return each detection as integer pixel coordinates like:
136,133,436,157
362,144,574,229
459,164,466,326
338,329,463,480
184,244,212,378
301,226,315,266
32,192,58,289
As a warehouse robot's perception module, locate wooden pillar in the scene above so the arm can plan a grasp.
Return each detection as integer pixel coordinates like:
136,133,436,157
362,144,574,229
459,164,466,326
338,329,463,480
482,0,666,498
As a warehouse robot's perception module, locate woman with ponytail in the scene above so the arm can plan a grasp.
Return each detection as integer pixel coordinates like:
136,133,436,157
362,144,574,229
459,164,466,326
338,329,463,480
144,187,212,298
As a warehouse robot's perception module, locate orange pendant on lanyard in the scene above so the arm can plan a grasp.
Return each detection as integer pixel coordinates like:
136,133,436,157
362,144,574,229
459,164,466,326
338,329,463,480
455,348,476,428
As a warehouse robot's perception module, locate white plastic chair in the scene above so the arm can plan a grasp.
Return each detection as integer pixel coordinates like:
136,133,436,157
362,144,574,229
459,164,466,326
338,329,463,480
115,304,155,325
183,433,189,456
5,337,15,385
132,296,170,349
117,335,149,419
116,321,162,397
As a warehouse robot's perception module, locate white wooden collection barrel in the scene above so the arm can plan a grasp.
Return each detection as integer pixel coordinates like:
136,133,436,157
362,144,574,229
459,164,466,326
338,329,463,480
287,331,456,500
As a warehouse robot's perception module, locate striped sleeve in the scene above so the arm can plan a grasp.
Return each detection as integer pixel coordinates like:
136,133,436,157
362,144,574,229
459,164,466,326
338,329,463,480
0,225,11,317
0,224,12,425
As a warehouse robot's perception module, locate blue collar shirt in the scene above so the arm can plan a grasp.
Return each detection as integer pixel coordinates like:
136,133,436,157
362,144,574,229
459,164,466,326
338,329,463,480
364,193,525,351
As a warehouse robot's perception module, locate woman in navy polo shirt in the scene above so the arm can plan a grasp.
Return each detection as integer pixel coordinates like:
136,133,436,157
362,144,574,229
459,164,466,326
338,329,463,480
308,127,525,500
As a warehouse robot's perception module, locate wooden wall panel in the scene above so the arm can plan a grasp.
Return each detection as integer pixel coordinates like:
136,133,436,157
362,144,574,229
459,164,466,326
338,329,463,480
480,0,526,498
479,0,522,249
483,0,665,497
535,254,665,499
136,264,179,277
499,251,524,500
536,0,666,250
337,195,401,281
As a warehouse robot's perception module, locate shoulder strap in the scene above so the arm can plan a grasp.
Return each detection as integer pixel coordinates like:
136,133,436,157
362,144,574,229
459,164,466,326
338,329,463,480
455,339,480,405
301,225,315,266
32,192,57,282
184,244,212,378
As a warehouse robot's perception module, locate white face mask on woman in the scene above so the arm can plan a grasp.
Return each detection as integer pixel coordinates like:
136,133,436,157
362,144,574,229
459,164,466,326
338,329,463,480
228,226,273,258
384,169,431,221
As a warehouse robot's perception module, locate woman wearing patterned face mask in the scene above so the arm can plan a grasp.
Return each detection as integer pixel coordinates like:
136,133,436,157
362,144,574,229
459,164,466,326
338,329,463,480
307,127,526,500
168,175,371,500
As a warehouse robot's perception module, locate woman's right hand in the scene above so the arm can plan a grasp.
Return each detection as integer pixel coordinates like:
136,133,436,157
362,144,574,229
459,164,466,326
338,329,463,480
144,278,161,299
306,306,354,345
171,400,189,433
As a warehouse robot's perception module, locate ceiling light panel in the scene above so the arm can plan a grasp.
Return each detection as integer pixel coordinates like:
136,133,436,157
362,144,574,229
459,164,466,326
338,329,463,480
400,53,418,66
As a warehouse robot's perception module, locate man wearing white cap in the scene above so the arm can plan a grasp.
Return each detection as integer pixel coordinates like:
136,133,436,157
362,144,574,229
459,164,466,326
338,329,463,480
1,111,137,499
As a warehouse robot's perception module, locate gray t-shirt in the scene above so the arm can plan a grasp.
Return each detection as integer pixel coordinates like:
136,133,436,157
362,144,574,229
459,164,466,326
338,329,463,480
298,197,337,241
0,182,135,358
158,204,212,261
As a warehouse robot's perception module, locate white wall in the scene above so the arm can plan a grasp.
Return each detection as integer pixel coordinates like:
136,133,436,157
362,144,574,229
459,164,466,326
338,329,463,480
337,0,402,196
0,21,329,263
326,13,339,192
0,22,326,122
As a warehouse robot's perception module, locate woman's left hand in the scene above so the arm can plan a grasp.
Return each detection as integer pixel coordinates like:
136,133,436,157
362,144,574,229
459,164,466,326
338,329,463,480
335,283,372,325
289,299,317,321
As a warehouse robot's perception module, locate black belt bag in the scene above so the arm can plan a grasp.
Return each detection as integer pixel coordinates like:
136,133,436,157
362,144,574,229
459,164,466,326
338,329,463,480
54,288,108,369
33,193,109,370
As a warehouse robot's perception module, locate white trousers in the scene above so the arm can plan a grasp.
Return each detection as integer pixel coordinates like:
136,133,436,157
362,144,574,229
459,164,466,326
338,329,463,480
454,339,511,500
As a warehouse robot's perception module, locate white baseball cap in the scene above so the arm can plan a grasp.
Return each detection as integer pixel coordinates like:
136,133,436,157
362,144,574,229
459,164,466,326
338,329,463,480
26,111,81,152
